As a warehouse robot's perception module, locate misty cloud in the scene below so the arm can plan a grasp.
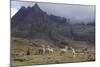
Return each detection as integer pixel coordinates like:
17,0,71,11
11,1,95,23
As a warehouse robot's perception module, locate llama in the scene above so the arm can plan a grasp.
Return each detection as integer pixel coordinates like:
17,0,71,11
45,45,53,54
36,45,46,55
26,48,31,55
60,46,68,55
38,47,45,55
36,45,54,55
70,47,76,58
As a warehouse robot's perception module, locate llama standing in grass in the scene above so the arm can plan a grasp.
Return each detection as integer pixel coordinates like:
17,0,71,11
26,48,31,55
60,46,68,55
70,47,76,58
38,47,45,55
45,45,53,54
37,45,46,55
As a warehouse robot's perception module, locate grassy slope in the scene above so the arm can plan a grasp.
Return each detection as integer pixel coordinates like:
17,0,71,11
11,37,95,66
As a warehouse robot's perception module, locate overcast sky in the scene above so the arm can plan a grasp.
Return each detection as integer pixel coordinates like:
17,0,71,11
11,1,95,23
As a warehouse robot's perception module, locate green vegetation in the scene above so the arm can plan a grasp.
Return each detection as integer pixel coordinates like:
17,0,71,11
11,37,95,66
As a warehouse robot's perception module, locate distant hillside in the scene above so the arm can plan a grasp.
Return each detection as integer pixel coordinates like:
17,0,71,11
11,3,95,47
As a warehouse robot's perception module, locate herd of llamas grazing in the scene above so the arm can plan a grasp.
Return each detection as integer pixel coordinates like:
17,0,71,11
12,38,94,59
22,44,91,58
12,42,95,65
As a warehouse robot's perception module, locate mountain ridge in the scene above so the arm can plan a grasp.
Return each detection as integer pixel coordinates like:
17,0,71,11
11,3,95,47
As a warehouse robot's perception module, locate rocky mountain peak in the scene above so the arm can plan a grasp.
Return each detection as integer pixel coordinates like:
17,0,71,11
34,3,39,8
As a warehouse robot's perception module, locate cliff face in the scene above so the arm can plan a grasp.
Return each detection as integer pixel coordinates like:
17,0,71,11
11,3,67,39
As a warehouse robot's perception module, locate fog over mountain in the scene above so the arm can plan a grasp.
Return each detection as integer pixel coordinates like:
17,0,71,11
11,1,95,23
